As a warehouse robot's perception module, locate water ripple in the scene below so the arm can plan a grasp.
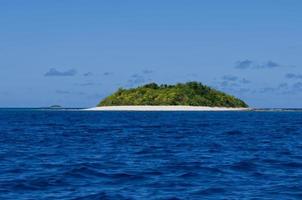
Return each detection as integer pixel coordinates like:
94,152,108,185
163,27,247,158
0,110,302,199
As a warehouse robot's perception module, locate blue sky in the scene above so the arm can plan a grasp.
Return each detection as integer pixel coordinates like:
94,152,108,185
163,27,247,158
0,0,301,108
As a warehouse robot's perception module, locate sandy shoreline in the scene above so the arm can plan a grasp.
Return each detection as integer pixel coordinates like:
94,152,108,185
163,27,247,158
84,106,251,111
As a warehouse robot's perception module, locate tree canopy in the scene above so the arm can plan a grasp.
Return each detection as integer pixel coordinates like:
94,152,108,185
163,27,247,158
98,82,248,108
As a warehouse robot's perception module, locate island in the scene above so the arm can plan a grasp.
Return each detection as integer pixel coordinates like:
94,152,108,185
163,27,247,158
48,105,63,109
86,82,250,111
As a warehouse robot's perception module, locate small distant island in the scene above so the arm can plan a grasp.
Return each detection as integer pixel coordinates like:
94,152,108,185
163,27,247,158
85,82,249,111
49,105,63,109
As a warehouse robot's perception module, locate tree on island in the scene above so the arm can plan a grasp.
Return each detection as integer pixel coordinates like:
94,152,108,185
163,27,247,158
98,82,248,108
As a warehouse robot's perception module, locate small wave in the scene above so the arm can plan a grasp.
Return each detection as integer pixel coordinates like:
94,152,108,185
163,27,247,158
230,160,258,172
64,166,110,179
178,172,200,178
280,161,302,169
71,191,130,200
1,176,66,191
108,172,146,181
224,130,243,135
193,187,226,195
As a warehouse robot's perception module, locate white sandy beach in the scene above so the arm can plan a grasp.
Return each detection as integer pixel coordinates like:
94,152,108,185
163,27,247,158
84,106,251,111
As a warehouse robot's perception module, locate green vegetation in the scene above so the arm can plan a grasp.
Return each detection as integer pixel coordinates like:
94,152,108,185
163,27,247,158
49,105,62,109
98,82,248,108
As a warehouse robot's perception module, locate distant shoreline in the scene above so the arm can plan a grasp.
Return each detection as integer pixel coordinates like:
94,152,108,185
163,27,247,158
84,106,251,111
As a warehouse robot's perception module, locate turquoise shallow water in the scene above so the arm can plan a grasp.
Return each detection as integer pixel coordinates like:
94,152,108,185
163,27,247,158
1,109,302,199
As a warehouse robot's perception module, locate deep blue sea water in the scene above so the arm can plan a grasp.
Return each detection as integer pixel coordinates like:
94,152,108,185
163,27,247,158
1,109,302,200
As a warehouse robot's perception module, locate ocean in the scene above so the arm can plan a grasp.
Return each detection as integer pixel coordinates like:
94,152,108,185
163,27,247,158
1,109,302,199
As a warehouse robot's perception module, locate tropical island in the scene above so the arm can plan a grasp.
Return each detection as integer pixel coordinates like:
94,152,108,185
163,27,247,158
86,82,250,111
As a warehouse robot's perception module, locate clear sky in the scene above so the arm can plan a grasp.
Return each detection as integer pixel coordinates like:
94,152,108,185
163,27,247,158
1,0,301,108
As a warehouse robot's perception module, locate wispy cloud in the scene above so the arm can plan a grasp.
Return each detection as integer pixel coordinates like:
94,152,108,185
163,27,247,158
126,71,154,87
220,81,239,88
235,60,253,69
78,82,95,86
83,72,93,77
55,90,70,94
278,83,289,89
237,88,251,93
293,82,302,91
45,68,77,77
103,72,113,76
127,74,146,86
258,87,276,93
235,60,289,70
259,61,280,69
142,69,153,74
214,74,253,97
257,82,302,95
55,90,86,95
285,73,302,79
222,75,239,81
240,78,251,84
216,75,251,95
221,75,250,85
